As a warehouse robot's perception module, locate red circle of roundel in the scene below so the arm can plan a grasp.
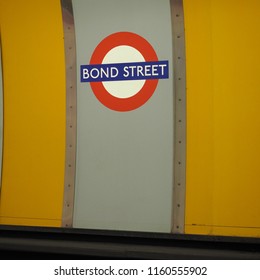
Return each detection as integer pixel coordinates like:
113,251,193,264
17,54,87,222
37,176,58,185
89,32,159,112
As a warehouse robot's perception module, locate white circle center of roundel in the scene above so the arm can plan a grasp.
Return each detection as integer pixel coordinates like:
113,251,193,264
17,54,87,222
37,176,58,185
102,46,145,99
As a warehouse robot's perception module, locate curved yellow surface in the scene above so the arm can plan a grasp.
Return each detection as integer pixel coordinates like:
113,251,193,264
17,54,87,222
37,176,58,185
184,0,260,237
0,0,65,226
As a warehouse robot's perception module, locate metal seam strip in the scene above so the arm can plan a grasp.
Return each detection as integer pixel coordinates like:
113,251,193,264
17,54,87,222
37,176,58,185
0,35,3,191
61,0,77,227
171,0,187,233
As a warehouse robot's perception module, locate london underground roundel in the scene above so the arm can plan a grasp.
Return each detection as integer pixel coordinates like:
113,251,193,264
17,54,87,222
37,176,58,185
80,32,169,112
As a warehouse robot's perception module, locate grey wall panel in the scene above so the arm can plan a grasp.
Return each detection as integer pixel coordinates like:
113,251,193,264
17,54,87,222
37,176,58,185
72,0,174,232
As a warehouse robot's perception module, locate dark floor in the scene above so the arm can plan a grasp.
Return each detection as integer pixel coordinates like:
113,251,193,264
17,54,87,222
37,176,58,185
0,225,260,259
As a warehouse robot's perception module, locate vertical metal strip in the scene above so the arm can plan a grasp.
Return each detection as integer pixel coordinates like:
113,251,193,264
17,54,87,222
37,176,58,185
61,0,77,227
171,0,187,233
0,36,3,190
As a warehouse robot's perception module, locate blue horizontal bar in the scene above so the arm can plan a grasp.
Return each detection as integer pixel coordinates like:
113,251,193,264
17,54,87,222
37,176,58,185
80,60,169,83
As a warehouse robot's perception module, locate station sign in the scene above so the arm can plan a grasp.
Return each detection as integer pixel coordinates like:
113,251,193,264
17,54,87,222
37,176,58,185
80,32,169,111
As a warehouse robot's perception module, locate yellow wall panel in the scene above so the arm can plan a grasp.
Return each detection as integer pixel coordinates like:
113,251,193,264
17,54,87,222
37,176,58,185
0,0,65,226
184,0,215,229
185,0,260,237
